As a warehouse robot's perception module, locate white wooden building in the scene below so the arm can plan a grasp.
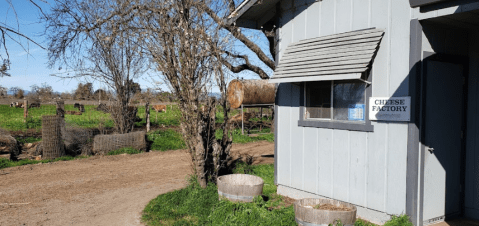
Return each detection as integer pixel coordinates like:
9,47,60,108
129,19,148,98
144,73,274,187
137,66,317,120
229,0,479,225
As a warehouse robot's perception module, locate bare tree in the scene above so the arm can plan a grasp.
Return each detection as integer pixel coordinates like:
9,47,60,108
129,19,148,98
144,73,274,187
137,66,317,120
45,0,147,133
8,86,25,99
0,85,7,97
74,83,93,100
1,0,47,77
30,83,53,100
135,0,239,188
43,0,274,187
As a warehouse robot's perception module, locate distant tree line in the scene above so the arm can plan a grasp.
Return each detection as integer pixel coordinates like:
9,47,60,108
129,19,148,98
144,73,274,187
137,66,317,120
0,82,177,103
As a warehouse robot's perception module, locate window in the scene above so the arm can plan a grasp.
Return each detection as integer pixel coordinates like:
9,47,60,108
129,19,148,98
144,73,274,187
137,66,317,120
299,79,374,132
305,81,366,121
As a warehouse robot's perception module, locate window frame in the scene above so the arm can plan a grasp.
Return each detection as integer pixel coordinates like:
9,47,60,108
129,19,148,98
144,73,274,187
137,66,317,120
298,73,374,132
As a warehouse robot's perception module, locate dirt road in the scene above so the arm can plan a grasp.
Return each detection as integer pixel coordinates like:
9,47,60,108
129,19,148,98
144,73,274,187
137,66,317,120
0,141,273,226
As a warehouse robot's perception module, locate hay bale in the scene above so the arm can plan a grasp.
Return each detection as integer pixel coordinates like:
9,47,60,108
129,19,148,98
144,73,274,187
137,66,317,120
42,115,65,159
227,79,276,109
0,134,20,158
92,131,146,155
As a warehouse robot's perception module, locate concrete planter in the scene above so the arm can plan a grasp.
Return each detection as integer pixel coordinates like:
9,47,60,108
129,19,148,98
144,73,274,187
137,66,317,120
294,198,357,226
217,174,264,202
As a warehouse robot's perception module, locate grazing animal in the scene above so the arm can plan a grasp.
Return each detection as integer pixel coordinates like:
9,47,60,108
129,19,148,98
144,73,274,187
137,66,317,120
74,103,85,112
29,103,41,108
11,102,24,108
152,105,167,113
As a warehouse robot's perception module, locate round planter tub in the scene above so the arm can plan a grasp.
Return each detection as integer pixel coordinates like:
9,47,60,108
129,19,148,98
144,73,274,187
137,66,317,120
294,198,357,226
217,174,264,202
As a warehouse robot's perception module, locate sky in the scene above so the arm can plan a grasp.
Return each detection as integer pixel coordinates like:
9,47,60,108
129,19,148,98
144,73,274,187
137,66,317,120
0,0,272,94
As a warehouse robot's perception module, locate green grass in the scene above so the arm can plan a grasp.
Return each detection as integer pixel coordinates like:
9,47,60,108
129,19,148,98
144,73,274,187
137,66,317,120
16,137,42,144
216,128,274,143
383,215,414,226
0,155,89,170
0,104,182,132
142,163,414,226
107,147,143,155
142,163,296,226
136,105,181,127
0,104,114,131
147,129,187,151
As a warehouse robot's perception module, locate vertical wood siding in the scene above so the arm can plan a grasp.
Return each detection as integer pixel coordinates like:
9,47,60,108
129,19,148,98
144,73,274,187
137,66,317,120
465,31,479,219
275,0,411,215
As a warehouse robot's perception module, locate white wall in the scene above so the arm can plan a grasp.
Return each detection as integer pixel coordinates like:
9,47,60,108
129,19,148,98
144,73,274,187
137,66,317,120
275,0,412,216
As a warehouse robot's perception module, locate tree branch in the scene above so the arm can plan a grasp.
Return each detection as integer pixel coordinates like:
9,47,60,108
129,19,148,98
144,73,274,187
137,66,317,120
221,51,270,79
198,2,276,72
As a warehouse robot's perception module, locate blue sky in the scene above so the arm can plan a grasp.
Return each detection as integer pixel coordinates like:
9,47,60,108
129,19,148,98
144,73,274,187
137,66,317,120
0,0,272,94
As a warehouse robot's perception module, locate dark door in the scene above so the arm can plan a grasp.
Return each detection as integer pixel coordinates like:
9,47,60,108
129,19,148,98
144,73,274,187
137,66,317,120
423,60,464,221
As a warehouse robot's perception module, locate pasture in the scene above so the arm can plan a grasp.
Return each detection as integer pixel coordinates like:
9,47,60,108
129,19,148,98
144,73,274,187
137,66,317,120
0,104,181,132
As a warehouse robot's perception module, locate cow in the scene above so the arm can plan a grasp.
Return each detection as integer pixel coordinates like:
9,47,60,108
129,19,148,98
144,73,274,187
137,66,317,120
29,103,41,108
152,105,167,113
10,102,24,108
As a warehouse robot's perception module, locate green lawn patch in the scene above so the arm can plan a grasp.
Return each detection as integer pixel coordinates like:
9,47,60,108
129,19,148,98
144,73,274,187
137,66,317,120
0,155,89,170
136,105,181,127
216,128,274,143
142,163,295,226
107,147,143,155
142,162,414,226
147,129,186,151
0,104,114,131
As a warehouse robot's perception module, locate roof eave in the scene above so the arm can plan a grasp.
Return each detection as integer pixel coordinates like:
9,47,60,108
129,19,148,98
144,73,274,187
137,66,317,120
225,0,278,30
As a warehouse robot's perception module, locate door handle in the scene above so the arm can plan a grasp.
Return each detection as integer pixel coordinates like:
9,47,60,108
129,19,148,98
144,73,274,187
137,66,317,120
428,147,434,153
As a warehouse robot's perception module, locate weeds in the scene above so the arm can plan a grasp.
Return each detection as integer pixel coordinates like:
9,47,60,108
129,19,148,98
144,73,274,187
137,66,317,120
16,137,42,144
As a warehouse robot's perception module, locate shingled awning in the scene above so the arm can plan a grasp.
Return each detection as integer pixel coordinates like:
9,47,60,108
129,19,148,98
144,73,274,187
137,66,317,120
269,28,384,83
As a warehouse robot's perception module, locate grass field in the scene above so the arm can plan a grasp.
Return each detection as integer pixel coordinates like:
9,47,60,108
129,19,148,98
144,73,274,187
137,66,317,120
0,104,182,132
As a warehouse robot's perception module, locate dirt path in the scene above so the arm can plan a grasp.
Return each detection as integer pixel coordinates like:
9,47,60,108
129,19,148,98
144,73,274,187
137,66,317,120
0,141,274,226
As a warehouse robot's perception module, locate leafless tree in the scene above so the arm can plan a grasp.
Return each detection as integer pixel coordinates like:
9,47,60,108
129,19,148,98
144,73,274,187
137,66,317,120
30,82,53,100
134,0,239,187
0,85,7,97
44,0,147,133
8,86,26,99
0,0,47,77
74,83,93,100
43,0,275,187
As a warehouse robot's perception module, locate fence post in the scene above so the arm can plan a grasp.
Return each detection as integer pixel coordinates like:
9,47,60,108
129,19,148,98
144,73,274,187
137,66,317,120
56,100,65,118
241,104,244,135
23,98,28,123
146,102,150,132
